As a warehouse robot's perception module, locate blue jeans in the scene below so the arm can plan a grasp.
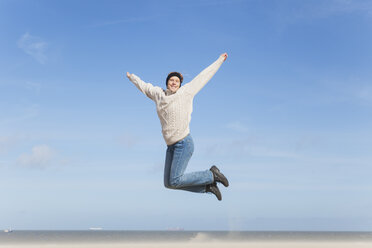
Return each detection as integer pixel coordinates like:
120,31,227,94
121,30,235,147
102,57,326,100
164,134,214,193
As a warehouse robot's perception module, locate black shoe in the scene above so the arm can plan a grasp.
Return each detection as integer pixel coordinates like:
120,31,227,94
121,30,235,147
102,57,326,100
210,165,229,187
206,183,222,201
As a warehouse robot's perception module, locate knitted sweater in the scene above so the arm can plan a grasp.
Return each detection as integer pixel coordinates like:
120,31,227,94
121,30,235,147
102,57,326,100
128,55,225,145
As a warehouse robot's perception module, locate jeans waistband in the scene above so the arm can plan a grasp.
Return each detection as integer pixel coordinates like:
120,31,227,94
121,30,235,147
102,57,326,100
167,133,191,147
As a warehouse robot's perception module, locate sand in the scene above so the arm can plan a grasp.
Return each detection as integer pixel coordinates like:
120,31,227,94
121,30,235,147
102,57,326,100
1,242,372,248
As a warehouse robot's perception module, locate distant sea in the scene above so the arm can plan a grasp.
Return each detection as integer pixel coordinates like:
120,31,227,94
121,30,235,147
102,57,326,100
1,231,372,244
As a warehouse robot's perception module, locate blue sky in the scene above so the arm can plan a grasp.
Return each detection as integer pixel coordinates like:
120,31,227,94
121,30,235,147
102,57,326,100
1,0,372,231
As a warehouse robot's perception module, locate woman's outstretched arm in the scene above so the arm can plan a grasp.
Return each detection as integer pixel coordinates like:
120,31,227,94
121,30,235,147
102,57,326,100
183,53,228,96
126,72,162,101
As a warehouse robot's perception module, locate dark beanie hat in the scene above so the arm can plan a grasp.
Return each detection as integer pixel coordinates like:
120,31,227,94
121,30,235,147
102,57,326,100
166,72,183,86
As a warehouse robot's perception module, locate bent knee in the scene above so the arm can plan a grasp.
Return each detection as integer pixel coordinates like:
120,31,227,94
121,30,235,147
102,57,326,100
164,182,172,189
170,178,182,188
165,178,182,189
164,180,175,189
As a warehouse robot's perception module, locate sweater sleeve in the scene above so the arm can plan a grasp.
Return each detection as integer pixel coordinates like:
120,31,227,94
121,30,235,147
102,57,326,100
128,74,162,101
183,55,225,96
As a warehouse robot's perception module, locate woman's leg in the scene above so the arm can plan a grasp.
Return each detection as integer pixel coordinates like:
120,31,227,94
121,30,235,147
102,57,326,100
164,144,207,193
164,134,214,193
163,145,173,189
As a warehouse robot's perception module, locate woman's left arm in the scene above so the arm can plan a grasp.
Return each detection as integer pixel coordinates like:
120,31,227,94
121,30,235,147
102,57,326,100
184,53,228,96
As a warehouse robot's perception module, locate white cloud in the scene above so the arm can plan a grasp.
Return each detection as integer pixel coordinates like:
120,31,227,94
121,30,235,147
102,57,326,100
17,32,48,64
242,145,299,158
317,77,372,106
17,145,55,168
344,83,372,105
25,81,42,93
198,135,300,159
327,0,372,16
0,104,39,126
177,0,247,8
226,121,249,133
308,0,372,18
116,133,139,148
274,0,372,31
89,15,162,28
0,136,18,154
355,85,372,103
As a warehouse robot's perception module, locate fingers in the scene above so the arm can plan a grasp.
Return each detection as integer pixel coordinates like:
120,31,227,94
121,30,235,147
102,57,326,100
222,52,228,61
126,72,131,78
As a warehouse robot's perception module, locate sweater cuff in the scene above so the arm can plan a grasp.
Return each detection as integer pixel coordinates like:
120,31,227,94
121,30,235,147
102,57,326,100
218,55,225,63
129,74,139,82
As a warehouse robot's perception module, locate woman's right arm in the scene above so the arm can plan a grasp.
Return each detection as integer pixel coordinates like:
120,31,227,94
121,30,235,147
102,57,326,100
126,72,161,100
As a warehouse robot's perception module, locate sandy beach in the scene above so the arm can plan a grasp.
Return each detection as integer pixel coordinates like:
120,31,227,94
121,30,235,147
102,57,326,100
1,241,372,248
2,230,371,247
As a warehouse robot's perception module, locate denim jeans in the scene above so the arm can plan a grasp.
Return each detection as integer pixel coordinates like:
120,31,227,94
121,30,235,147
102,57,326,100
164,134,214,193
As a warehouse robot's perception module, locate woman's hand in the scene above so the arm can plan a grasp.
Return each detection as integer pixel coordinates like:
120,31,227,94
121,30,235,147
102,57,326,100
126,72,131,79
220,53,228,62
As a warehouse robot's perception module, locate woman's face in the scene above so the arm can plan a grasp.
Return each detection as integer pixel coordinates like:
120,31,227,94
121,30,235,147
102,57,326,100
167,76,181,93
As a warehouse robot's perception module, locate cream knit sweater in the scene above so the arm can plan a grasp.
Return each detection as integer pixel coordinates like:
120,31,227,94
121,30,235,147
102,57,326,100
129,55,225,145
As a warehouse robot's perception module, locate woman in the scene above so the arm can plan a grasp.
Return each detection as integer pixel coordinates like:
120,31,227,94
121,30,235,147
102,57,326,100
126,53,229,200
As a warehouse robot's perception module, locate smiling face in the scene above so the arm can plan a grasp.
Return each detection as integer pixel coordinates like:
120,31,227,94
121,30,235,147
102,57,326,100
167,76,181,93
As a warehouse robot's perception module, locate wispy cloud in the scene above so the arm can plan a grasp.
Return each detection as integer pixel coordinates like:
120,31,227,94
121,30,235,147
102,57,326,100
322,78,372,106
0,135,19,154
17,32,48,64
326,0,372,16
274,0,372,31
177,0,247,8
25,81,42,94
17,145,55,169
89,15,162,28
0,104,39,126
242,144,299,158
116,132,139,148
226,121,249,133
233,180,372,191
227,138,300,158
199,136,299,159
355,85,372,103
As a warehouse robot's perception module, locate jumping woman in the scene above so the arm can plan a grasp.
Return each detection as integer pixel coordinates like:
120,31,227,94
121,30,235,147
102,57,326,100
126,53,229,201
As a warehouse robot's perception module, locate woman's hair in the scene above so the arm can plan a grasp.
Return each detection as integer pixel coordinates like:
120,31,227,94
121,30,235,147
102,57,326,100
166,72,183,86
